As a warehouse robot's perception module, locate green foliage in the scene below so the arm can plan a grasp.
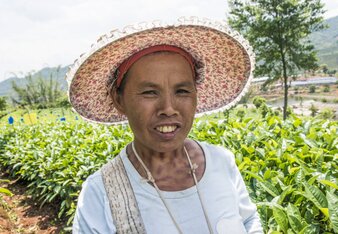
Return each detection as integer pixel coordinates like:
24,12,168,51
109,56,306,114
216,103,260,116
252,96,280,118
252,96,267,109
236,108,246,120
321,64,329,74
228,0,326,120
0,107,79,126
309,85,316,93
11,67,64,108
0,108,337,232
0,179,13,209
0,180,12,197
56,95,71,108
323,85,330,93
0,97,7,111
190,112,338,233
0,122,132,224
327,69,337,77
318,108,336,120
309,103,319,117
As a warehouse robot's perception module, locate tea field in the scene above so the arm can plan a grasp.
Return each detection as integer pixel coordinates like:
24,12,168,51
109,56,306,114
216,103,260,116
0,108,81,126
0,106,337,233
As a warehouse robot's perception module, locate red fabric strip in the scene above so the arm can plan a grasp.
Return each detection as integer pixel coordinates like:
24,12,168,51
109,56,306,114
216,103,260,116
116,45,195,87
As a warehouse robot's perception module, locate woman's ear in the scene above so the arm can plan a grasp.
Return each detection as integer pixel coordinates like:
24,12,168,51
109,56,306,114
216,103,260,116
111,87,126,115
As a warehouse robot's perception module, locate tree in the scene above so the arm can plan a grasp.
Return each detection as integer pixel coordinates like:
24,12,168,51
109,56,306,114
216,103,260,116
228,0,326,119
11,67,63,108
327,69,336,76
320,64,329,74
0,97,7,111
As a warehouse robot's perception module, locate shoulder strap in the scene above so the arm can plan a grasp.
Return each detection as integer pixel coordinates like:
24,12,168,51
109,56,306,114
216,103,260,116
101,155,146,234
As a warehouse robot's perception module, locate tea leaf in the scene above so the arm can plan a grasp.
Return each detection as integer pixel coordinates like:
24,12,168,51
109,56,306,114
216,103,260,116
273,207,288,233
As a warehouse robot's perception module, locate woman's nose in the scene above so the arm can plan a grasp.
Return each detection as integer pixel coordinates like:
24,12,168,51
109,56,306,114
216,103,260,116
157,93,178,117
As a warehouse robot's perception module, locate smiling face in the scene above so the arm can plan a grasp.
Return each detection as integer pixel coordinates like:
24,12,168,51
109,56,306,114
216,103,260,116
113,52,197,153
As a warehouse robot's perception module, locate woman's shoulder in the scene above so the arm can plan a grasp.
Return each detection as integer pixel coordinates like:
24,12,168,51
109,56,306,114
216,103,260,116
195,140,237,172
80,169,104,194
197,141,235,160
82,155,123,190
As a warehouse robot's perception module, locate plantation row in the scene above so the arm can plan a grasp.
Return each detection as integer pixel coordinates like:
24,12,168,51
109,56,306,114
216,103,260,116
0,109,337,233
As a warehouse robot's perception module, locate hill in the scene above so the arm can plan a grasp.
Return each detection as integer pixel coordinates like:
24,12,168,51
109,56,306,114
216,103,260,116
0,66,69,97
310,16,338,70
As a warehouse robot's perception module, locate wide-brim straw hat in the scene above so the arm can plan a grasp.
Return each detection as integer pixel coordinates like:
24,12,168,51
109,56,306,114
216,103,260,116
66,17,255,125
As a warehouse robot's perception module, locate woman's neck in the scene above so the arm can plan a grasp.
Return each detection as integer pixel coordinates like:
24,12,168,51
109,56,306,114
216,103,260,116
131,140,186,170
126,139,206,191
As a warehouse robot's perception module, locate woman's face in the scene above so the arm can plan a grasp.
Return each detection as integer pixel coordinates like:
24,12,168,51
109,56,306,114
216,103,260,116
115,52,197,153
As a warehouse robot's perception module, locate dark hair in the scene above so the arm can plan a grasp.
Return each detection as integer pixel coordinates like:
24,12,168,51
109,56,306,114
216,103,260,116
116,71,129,95
106,69,128,101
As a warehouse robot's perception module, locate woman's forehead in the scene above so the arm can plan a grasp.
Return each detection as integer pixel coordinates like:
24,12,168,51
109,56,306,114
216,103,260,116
125,52,195,85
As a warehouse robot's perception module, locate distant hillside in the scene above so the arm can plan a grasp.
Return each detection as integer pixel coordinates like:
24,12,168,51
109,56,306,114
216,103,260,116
310,16,338,70
0,66,69,97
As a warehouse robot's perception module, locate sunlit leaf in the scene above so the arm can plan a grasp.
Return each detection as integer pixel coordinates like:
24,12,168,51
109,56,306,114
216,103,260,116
273,207,288,233
327,191,338,233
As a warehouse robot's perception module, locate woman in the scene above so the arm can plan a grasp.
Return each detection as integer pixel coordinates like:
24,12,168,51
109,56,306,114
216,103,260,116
68,17,263,234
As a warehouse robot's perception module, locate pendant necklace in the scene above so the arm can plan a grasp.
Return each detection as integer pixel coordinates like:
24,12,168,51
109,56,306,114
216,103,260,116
131,142,213,234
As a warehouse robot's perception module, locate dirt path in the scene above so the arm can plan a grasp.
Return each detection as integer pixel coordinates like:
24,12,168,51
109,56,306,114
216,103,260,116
0,173,67,234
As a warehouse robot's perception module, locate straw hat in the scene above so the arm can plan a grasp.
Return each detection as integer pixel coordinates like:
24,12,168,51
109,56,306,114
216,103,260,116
66,17,255,124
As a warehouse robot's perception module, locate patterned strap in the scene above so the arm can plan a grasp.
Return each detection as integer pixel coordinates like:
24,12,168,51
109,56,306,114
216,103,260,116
101,155,146,234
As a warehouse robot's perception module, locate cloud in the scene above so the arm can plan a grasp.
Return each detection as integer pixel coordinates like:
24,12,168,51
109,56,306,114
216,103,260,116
0,0,336,82
324,1,338,19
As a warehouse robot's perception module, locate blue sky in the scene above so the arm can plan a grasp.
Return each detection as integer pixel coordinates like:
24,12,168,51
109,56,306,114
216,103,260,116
0,0,337,82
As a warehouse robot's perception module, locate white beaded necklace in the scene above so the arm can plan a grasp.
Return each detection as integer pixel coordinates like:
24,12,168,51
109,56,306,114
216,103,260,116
131,142,213,234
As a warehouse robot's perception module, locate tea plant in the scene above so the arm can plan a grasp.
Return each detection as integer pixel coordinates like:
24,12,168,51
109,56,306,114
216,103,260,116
0,180,13,209
190,113,338,233
0,109,337,233
0,122,132,224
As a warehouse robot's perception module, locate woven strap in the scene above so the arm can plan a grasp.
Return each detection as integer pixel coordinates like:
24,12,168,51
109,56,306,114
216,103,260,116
101,155,146,234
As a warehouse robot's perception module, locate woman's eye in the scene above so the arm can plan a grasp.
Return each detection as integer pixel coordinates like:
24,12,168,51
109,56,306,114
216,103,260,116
176,89,190,94
141,90,157,95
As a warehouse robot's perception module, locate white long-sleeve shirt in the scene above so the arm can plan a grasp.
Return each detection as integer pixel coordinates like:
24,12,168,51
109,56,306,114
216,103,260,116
73,141,263,234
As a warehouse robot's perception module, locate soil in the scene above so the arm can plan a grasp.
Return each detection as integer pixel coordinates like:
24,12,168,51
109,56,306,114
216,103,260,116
0,173,68,234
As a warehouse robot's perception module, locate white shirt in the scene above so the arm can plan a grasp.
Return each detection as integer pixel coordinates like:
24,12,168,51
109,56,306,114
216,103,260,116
73,141,263,234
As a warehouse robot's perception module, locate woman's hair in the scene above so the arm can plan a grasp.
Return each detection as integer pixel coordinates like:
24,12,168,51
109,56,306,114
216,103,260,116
106,68,128,102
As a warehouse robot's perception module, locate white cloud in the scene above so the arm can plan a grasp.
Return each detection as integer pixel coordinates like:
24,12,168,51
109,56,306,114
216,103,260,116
324,1,338,19
0,0,336,82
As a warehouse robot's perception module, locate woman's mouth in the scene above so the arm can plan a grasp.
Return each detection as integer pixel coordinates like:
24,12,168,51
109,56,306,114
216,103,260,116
155,125,178,133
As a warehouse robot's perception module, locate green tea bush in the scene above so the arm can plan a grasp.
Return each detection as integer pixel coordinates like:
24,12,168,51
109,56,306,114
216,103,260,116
236,108,246,120
0,110,337,233
252,96,267,108
309,104,319,117
0,122,132,224
190,114,338,233
323,85,330,93
309,85,316,93
318,108,336,120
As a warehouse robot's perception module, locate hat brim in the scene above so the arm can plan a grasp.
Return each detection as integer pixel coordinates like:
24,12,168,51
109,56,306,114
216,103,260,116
67,17,255,125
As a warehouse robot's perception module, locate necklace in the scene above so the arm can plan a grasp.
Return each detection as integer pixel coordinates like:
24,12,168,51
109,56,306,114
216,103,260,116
131,142,213,234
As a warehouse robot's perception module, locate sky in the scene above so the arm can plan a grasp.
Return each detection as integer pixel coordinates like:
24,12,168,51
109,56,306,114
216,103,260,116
0,0,337,82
